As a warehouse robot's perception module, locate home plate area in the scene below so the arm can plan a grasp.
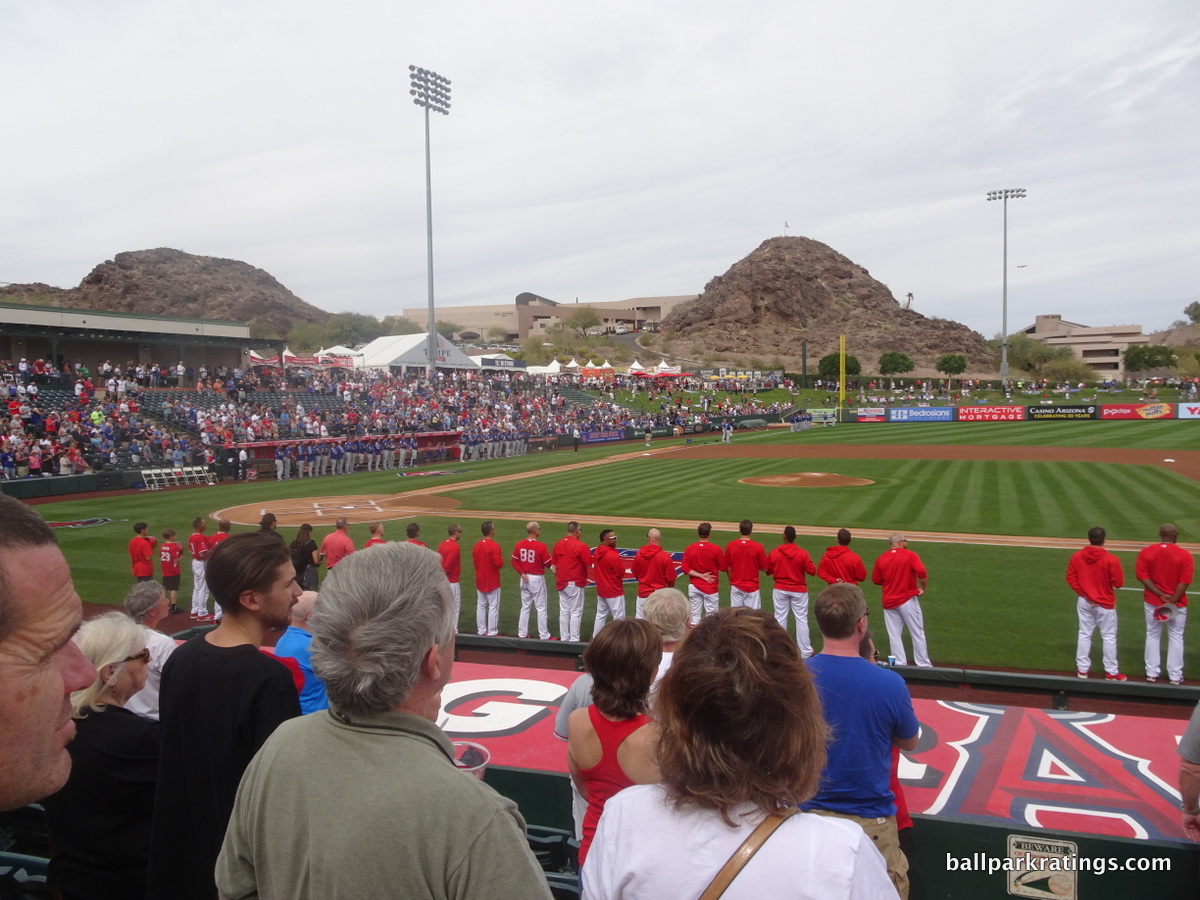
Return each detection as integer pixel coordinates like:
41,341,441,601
216,492,460,527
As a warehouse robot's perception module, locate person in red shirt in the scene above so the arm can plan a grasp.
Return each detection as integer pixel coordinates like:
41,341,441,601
553,521,592,642
364,522,387,548
681,522,725,624
513,521,553,640
320,517,356,573
405,523,426,547
817,528,868,586
188,517,212,620
438,524,463,629
630,528,678,618
473,521,504,636
208,518,232,554
1066,526,1125,680
872,533,931,668
767,526,818,657
591,529,629,637
159,529,183,614
724,520,768,610
1136,523,1192,684
129,522,157,583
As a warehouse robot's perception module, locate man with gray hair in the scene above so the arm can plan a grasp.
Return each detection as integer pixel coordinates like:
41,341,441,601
642,587,689,688
122,581,177,720
216,542,553,899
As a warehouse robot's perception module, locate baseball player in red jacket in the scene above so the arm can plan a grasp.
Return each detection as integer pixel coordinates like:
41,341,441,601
591,529,629,637
767,526,818,657
630,528,678,618
1067,526,1126,680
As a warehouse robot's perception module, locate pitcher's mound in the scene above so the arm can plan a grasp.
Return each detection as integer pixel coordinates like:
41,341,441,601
739,472,874,488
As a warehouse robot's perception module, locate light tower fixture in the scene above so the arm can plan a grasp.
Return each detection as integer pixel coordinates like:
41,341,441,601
409,65,452,375
986,188,1026,391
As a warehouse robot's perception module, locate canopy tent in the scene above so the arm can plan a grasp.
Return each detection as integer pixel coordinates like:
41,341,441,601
525,359,562,375
354,333,480,370
627,360,646,373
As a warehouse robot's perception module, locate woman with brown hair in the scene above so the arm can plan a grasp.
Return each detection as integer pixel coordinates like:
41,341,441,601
582,608,897,899
567,617,662,868
290,523,320,589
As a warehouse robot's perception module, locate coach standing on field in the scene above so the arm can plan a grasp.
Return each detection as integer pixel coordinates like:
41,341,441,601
872,534,931,668
1136,523,1193,685
1067,526,1126,681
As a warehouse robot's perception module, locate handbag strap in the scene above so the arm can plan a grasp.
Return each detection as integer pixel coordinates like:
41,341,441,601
698,807,799,900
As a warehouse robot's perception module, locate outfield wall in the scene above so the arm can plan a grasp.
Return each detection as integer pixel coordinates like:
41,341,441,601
811,403,1199,424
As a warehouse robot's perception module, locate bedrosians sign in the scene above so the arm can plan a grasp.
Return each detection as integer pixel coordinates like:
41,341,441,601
847,404,1195,423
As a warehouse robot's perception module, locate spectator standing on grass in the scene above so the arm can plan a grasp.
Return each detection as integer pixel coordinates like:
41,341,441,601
474,520,504,637
1067,526,1126,681
725,519,768,610
871,534,931,668
1136,523,1193,685
146,532,301,900
320,516,356,573
803,583,919,899
818,527,867,586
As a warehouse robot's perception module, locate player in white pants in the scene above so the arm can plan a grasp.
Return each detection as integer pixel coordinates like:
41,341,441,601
687,586,720,624
1075,597,1119,676
1144,604,1187,684
773,589,812,658
518,575,551,640
190,559,208,616
593,595,625,637
476,588,500,637
884,596,931,667
559,584,585,642
729,587,760,609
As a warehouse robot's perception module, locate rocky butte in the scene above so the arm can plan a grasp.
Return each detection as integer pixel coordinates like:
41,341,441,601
662,236,992,374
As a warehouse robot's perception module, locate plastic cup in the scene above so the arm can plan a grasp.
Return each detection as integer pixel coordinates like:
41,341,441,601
452,740,490,779
888,655,897,667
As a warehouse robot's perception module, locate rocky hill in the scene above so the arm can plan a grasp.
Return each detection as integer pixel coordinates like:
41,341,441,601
0,248,327,336
662,236,992,374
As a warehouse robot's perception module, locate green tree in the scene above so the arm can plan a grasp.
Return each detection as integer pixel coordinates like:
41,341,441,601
519,336,551,366
323,312,383,347
1185,301,1200,325
1124,344,1176,373
878,351,915,376
286,321,325,352
563,307,602,338
817,353,861,381
936,353,968,391
380,315,422,335
247,317,282,340
1042,356,1095,384
435,320,459,339
486,326,510,342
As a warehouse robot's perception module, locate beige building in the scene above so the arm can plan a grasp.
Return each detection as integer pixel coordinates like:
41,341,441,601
404,292,695,341
1017,314,1147,377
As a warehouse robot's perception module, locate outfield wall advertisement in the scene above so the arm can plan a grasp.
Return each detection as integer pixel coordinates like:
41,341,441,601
888,407,955,423
1100,403,1175,420
1179,404,1200,420
855,407,887,423
1026,405,1099,420
958,406,1026,422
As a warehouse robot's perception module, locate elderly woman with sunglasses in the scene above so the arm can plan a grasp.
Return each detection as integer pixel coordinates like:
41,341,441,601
41,611,160,900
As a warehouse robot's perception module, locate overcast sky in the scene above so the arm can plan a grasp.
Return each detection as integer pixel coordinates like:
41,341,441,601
2,1,1197,338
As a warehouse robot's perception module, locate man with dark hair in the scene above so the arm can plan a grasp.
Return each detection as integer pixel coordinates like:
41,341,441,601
818,527,867,586
129,522,157,582
768,526,818,657
216,543,552,899
147,532,302,900
681,521,724,624
724,519,768,610
438,524,463,628
804,582,920,899
187,516,211,620
592,528,629,637
554,521,592,641
1067,525,1126,681
0,494,96,811
474,521,504,637
872,534,931,667
1136,523,1194,684
406,522,426,547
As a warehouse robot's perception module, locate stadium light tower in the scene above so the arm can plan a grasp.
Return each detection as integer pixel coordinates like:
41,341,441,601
986,188,1026,391
409,65,451,375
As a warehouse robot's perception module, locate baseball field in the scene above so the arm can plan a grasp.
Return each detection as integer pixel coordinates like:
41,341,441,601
44,417,1200,676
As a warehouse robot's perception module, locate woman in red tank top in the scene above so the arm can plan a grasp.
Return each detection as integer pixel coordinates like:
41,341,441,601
567,618,662,866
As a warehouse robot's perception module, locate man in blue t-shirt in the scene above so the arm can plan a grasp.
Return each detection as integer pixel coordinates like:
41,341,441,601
273,591,328,714
804,582,919,899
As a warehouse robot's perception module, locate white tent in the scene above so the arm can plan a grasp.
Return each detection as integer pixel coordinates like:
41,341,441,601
565,358,580,369
525,359,562,375
355,333,480,370
627,359,646,373
654,360,682,374
317,345,360,358
599,360,613,369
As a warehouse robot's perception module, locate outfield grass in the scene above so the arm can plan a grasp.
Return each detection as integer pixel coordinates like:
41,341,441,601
41,417,1200,678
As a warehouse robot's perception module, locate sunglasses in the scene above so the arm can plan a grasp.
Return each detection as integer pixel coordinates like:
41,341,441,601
122,648,151,664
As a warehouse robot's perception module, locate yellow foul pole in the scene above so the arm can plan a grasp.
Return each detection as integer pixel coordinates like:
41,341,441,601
838,334,846,410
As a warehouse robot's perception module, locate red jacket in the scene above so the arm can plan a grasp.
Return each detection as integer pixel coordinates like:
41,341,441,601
725,538,767,592
552,535,591,591
512,538,552,576
1066,545,1124,609
159,541,182,578
767,543,816,592
1135,542,1193,608
872,548,928,609
129,534,157,578
818,545,867,585
592,544,629,598
681,540,725,596
438,538,462,583
631,544,677,598
473,538,504,592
